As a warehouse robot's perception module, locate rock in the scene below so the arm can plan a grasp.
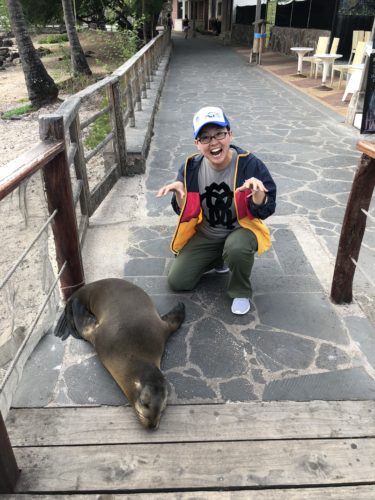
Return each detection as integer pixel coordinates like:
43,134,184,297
0,47,10,57
2,39,14,47
37,47,52,57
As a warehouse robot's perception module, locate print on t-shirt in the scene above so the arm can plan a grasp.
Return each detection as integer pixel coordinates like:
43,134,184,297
200,181,236,229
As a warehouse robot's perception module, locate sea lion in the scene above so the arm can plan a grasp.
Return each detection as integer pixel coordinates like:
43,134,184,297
55,278,185,430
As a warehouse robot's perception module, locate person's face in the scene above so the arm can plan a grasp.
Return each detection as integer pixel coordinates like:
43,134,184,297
195,125,232,169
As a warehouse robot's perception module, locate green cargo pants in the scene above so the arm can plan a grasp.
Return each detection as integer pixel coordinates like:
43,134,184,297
168,228,258,298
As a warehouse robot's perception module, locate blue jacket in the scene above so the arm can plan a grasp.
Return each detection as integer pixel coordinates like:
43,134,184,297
170,145,277,255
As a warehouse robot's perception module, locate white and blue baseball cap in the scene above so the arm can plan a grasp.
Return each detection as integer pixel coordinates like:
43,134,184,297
193,106,230,139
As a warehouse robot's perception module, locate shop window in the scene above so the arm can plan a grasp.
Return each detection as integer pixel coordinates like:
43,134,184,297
178,1,183,18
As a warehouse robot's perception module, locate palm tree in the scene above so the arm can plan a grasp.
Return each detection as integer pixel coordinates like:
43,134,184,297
6,0,58,107
61,0,92,76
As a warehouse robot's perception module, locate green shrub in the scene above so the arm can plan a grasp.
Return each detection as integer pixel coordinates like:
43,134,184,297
38,34,68,44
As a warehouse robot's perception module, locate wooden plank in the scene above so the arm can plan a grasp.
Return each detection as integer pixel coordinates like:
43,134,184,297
7,401,375,447
13,438,375,492
0,411,20,493
3,485,375,499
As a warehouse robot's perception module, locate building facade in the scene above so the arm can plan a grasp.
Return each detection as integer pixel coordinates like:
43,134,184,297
170,0,234,35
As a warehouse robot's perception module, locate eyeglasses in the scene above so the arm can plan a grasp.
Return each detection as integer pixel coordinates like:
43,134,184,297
198,131,228,144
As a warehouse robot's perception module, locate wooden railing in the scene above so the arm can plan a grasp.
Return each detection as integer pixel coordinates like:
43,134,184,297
41,29,170,220
0,28,170,493
331,140,375,304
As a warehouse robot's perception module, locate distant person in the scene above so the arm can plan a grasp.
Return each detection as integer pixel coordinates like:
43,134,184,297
167,13,173,32
182,15,190,39
157,106,276,315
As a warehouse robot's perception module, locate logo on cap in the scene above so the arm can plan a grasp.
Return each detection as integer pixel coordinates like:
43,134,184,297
193,106,230,139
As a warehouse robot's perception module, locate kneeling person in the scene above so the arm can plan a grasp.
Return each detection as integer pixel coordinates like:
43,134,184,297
157,106,276,315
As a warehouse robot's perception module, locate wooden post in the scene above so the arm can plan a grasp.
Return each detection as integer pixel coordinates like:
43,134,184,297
331,141,375,304
126,73,136,127
141,58,147,98
133,64,142,112
150,45,155,78
108,79,128,176
39,115,85,301
0,411,20,493
69,114,91,217
143,53,150,90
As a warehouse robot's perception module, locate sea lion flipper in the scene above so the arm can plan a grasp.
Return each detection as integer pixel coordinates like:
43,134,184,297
71,297,98,339
161,301,185,336
54,311,73,340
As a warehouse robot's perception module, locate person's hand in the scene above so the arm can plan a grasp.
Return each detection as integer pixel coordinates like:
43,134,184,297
157,181,185,208
236,177,268,205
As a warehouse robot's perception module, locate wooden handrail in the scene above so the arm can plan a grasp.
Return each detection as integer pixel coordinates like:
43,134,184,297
0,141,64,202
357,140,375,158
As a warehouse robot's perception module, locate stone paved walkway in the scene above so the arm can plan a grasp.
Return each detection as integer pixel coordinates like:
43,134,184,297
13,33,375,409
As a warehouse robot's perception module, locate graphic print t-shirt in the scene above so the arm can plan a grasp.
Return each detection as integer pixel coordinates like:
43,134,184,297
197,150,240,240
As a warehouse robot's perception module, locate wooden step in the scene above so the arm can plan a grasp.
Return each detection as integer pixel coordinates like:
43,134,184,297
5,401,375,496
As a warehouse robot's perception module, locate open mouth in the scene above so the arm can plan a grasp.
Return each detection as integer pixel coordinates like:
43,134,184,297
210,147,222,157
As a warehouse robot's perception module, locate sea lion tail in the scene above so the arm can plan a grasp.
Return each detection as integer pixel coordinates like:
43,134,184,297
161,301,185,334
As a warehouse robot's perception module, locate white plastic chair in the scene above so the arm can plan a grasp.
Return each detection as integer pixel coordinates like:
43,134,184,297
331,40,366,89
302,36,330,77
313,37,340,78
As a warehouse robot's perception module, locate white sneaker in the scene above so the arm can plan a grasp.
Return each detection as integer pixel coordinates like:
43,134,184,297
231,298,250,315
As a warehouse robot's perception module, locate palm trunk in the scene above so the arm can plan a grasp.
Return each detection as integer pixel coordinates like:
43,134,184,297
61,0,91,76
6,0,58,107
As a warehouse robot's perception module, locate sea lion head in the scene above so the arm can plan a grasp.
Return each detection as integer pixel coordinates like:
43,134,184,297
133,366,168,430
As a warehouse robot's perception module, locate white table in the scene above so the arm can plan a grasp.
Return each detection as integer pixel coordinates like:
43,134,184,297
290,47,314,77
314,53,343,90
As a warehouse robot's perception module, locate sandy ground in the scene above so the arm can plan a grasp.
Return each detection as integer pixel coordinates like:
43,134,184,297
0,60,59,165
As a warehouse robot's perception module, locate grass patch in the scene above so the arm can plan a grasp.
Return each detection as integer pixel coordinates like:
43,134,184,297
84,104,111,150
1,104,36,120
38,34,69,44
